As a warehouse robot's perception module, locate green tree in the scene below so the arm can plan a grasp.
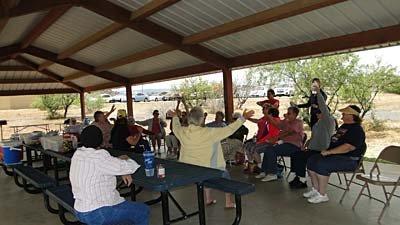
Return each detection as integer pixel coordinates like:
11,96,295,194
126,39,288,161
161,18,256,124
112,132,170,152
84,93,105,114
173,77,215,108
33,94,77,119
32,95,62,119
341,60,398,118
60,94,79,118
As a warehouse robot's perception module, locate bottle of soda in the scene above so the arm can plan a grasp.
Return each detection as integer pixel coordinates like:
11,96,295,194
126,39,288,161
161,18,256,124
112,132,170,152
157,164,165,179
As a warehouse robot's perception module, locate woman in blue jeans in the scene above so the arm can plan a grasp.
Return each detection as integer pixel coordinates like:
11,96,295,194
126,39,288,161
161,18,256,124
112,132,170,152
304,105,366,204
70,125,150,225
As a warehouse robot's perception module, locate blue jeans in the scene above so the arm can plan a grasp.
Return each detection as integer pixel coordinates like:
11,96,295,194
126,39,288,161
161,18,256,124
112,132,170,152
261,143,300,174
75,201,150,225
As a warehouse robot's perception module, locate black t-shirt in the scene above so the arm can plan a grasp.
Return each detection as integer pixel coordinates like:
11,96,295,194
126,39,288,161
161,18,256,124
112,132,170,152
110,125,132,151
229,125,249,141
328,123,366,157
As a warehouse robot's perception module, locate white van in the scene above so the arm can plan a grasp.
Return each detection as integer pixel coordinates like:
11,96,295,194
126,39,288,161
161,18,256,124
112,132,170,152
249,86,269,97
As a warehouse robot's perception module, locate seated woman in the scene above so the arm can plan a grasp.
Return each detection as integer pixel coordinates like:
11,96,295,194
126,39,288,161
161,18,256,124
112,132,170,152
243,105,280,172
136,110,167,154
257,106,304,182
70,125,149,225
110,117,143,153
304,105,366,203
221,112,249,163
127,117,152,153
171,106,254,208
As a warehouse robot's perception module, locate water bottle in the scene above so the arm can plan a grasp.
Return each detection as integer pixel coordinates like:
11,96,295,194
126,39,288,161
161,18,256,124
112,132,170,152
143,151,155,177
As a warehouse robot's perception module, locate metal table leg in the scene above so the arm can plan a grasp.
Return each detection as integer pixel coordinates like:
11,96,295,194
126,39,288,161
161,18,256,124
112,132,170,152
53,158,59,185
25,145,33,167
197,183,206,225
161,191,170,225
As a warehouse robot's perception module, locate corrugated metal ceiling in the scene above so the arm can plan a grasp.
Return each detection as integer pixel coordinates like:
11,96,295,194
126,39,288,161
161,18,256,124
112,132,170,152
0,71,48,80
32,7,114,54
0,60,25,66
0,12,46,47
47,64,80,77
0,83,68,91
203,0,400,57
71,28,161,66
20,54,46,65
72,75,110,87
110,50,203,78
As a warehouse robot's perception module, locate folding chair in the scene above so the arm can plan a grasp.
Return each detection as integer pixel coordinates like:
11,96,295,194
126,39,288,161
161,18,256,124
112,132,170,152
329,143,369,203
352,145,400,223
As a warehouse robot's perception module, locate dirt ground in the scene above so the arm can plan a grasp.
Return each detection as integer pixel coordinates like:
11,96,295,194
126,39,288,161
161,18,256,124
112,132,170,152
1,93,399,158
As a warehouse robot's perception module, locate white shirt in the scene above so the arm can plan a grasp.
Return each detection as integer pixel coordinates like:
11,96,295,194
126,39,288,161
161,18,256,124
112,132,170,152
69,147,140,212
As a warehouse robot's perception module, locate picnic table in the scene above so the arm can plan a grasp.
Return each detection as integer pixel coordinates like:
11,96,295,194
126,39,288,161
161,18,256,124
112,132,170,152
10,123,50,134
40,148,223,225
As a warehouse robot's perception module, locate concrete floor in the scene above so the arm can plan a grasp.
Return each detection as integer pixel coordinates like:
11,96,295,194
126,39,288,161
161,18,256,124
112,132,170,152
1,162,399,225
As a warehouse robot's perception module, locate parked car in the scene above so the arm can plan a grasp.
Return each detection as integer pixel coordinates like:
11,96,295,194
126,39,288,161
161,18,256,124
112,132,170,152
133,93,149,102
249,86,269,97
163,92,181,101
149,91,168,101
110,94,127,103
274,84,294,97
100,94,113,103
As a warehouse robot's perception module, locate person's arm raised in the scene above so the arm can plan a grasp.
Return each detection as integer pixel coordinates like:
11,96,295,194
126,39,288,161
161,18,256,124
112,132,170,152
208,109,254,141
104,105,116,118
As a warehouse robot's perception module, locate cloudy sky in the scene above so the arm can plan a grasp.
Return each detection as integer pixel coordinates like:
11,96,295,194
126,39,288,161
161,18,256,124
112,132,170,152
130,45,400,92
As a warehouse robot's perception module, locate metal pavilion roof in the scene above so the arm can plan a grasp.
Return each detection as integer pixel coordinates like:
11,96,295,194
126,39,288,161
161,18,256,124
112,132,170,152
0,0,400,95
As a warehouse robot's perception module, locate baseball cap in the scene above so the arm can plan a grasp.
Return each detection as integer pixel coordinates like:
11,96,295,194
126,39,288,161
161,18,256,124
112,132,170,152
339,105,360,117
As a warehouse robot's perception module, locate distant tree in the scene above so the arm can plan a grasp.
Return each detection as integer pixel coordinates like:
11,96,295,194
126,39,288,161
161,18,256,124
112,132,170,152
233,68,260,109
173,77,214,108
383,75,400,94
32,95,62,119
60,94,79,118
341,60,398,118
84,93,105,114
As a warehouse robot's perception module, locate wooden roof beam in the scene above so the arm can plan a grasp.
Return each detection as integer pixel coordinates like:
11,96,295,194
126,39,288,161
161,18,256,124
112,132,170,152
130,0,180,21
14,56,84,92
0,65,34,71
1,0,82,19
23,46,130,84
0,78,56,84
0,18,8,34
0,89,77,96
39,0,180,70
85,63,219,92
0,44,20,61
83,0,230,69
231,24,400,68
183,0,347,45
20,5,71,49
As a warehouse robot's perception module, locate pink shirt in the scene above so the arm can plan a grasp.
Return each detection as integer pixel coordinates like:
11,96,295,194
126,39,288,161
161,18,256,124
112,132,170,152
280,119,304,148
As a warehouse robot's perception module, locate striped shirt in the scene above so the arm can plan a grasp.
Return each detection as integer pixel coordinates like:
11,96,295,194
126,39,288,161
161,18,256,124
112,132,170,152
69,147,140,212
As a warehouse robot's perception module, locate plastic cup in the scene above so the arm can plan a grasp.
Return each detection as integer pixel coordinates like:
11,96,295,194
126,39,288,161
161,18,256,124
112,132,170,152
143,151,155,177
145,168,155,177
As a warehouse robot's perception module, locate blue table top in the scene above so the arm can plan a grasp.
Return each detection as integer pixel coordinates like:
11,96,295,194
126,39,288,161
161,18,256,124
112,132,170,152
41,148,223,192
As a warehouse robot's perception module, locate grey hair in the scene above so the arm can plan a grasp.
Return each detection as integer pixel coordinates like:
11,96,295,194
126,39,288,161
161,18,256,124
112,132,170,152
188,106,204,126
232,112,241,119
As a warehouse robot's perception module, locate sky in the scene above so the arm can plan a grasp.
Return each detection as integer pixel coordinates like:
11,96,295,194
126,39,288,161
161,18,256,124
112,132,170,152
129,45,400,92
